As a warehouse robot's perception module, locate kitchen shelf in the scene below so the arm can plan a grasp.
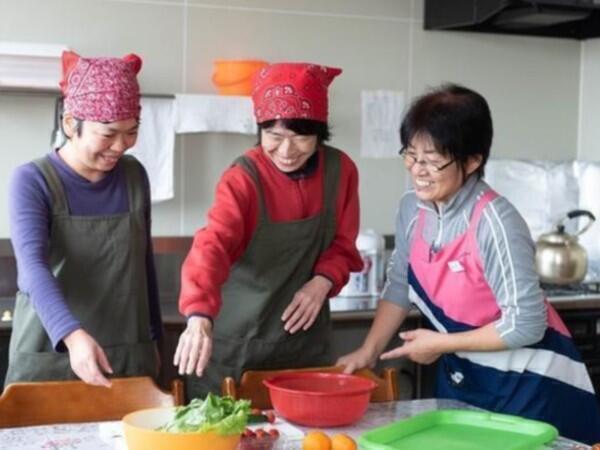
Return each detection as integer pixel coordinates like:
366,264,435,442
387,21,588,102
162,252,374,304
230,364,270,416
0,85,174,98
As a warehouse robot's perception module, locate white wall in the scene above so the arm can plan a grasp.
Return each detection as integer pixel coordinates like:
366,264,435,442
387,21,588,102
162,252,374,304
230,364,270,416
579,39,600,161
0,0,582,238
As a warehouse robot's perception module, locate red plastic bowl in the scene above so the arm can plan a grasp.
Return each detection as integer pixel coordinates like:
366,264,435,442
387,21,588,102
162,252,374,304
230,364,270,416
263,372,376,427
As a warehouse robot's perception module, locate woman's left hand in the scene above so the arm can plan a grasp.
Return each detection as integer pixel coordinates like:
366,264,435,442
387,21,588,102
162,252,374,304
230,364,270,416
380,328,443,365
282,275,333,334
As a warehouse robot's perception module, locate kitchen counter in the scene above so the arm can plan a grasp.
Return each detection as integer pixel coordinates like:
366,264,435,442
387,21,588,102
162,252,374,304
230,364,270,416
294,399,589,449
4,293,598,328
158,293,600,324
0,399,589,450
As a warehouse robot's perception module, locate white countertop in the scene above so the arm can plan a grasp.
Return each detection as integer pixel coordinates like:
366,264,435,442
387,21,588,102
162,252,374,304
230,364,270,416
0,399,589,450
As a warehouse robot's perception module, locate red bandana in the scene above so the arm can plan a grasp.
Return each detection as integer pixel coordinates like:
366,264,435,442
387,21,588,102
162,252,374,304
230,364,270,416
252,62,342,123
60,51,142,122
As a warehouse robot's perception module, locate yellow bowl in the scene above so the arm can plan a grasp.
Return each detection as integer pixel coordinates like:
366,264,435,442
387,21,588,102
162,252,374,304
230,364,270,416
122,407,241,450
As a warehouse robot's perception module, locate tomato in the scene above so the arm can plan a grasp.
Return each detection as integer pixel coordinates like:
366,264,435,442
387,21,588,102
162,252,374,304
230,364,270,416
242,428,256,438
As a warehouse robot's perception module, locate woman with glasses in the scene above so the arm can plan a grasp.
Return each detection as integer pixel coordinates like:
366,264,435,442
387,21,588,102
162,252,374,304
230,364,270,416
174,62,363,399
338,84,600,444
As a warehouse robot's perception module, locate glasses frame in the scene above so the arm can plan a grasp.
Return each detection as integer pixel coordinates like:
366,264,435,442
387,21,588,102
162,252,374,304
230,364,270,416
398,147,455,173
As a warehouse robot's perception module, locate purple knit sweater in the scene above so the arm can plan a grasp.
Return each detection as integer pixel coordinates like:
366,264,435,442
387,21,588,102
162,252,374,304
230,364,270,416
8,150,162,350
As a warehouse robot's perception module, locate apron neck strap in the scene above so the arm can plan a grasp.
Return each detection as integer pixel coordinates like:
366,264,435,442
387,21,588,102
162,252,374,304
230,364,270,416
468,189,499,232
120,155,145,212
33,156,69,216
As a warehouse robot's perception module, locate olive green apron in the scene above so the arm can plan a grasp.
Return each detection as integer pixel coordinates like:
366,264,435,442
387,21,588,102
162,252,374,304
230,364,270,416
186,146,340,400
5,155,158,385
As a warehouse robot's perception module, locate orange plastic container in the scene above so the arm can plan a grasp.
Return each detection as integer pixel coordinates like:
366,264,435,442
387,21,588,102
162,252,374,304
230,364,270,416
122,407,241,450
212,59,268,96
263,372,376,427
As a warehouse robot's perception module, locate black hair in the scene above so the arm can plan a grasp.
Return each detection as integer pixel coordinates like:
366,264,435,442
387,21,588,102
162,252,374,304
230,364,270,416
257,119,331,145
400,83,493,179
72,118,84,137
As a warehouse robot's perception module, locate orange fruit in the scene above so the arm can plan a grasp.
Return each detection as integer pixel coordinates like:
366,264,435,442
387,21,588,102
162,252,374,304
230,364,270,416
331,433,357,450
303,430,332,450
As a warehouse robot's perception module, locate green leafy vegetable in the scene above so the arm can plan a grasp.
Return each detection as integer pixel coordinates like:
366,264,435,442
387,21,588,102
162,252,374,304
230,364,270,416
159,393,251,436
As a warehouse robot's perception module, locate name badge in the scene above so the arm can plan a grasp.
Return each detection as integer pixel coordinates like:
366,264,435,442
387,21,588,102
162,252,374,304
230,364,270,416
448,260,465,272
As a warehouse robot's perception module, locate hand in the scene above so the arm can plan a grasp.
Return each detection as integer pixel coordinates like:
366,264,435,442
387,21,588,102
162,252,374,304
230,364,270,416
336,346,378,374
173,316,213,377
63,329,113,387
282,275,332,334
380,329,443,365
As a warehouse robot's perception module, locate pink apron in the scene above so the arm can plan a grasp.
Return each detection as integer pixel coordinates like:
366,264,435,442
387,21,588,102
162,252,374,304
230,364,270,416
407,190,600,444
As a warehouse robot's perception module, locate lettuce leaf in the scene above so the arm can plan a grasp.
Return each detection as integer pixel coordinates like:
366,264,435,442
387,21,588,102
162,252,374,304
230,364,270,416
159,393,250,435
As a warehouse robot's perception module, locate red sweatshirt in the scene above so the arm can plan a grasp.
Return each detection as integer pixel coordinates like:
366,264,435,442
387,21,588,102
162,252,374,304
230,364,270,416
179,146,363,318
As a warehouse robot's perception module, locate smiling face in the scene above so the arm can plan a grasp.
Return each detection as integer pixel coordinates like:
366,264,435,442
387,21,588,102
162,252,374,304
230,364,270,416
61,114,139,181
260,121,318,172
405,133,481,208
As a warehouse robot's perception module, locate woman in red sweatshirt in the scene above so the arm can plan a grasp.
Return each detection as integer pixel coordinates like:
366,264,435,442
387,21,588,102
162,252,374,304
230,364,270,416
174,62,363,399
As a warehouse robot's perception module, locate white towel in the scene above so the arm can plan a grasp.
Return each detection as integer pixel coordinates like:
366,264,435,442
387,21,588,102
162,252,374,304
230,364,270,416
174,94,256,135
129,97,176,202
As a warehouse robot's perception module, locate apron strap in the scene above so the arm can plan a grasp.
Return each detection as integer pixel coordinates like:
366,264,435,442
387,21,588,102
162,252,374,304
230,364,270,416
33,156,69,217
233,147,341,230
120,155,146,213
233,155,269,223
321,146,340,223
468,189,499,233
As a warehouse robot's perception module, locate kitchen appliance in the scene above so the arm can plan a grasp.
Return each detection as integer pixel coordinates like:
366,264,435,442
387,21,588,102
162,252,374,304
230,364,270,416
535,209,595,285
263,372,376,427
338,229,385,297
358,409,558,450
425,0,600,40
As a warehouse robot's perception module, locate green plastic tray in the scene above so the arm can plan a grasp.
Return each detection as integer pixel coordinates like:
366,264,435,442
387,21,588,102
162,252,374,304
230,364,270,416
358,409,558,450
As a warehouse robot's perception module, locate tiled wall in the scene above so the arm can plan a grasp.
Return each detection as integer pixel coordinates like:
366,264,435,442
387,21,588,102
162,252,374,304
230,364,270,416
0,0,582,238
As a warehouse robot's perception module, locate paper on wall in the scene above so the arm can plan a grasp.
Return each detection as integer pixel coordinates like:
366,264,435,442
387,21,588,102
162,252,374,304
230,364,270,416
360,90,405,158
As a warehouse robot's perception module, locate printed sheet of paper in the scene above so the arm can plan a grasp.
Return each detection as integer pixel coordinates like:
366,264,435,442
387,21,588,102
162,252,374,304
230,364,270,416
361,90,405,158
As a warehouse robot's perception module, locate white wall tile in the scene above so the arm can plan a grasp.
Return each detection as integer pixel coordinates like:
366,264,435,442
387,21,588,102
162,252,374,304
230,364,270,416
0,0,588,238
0,0,184,93
186,0,412,19
579,40,600,161
411,28,580,160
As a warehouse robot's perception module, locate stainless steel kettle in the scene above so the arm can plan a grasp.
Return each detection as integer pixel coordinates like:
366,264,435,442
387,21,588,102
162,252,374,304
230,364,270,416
535,210,596,285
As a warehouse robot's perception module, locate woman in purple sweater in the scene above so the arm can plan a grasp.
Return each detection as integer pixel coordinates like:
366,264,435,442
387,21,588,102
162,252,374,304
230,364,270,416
5,51,162,387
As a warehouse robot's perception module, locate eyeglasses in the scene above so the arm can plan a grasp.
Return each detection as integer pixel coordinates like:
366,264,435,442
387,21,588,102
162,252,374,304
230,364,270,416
398,147,455,173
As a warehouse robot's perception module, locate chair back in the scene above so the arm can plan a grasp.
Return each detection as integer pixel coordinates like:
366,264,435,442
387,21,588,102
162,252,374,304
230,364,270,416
0,376,184,427
221,366,398,410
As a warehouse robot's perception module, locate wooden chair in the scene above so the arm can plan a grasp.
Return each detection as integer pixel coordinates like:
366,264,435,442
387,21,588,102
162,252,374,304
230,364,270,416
222,366,398,410
0,376,184,428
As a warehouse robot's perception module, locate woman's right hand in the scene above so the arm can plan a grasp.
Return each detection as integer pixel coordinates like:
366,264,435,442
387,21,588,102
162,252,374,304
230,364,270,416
336,346,378,374
63,328,113,387
173,316,213,377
